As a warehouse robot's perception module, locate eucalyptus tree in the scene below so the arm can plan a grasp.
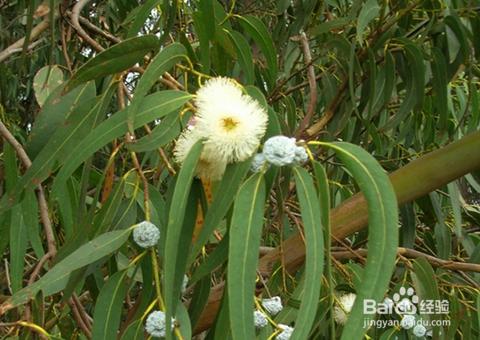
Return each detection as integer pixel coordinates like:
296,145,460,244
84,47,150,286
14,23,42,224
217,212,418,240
0,1,479,339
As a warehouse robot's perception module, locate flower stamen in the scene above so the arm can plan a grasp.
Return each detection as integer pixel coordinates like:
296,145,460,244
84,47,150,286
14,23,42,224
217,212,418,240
221,117,239,131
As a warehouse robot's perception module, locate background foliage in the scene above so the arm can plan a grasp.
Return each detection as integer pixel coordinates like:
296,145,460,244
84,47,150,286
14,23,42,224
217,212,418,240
1,0,480,339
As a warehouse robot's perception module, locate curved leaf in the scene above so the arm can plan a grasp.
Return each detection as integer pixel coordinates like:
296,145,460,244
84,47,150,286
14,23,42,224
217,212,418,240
291,167,324,340
188,160,251,265
28,81,96,158
237,15,277,85
0,229,132,312
128,42,187,131
224,29,255,84
92,270,129,340
126,112,180,152
51,91,192,194
64,35,159,92
319,142,398,340
227,173,266,340
356,0,380,43
163,140,203,340
0,84,116,215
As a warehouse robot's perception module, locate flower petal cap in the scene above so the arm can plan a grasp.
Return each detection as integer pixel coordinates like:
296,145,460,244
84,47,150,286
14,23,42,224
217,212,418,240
275,324,294,340
261,296,283,315
254,310,268,328
413,324,427,337
133,221,160,248
251,153,268,173
334,293,356,325
145,310,175,338
263,136,297,166
294,146,308,164
400,314,416,330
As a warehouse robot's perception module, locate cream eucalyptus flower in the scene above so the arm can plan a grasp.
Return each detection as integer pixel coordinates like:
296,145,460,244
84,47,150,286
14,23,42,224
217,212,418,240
173,77,268,181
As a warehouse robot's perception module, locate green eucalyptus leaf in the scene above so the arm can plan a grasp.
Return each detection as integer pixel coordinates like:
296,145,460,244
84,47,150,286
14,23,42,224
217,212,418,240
227,173,266,340
64,35,159,92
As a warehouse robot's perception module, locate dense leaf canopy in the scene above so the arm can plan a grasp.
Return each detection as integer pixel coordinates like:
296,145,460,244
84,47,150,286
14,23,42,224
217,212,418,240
0,1,480,339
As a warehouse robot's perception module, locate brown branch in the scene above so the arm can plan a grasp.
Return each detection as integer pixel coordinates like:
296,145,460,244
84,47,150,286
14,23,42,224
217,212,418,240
305,78,348,138
70,0,104,53
193,130,480,333
0,120,58,323
76,13,121,44
27,253,52,286
291,33,318,139
332,248,480,273
0,121,57,258
300,0,423,138
0,15,54,63
67,9,183,91
2,39,46,57
67,298,92,338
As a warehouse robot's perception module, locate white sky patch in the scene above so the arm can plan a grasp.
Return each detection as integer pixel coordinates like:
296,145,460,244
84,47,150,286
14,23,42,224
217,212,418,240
80,46,94,58
138,8,161,36
125,71,140,92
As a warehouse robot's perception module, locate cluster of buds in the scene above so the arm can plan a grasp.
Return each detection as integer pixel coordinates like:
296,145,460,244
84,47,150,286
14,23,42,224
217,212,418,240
251,135,308,172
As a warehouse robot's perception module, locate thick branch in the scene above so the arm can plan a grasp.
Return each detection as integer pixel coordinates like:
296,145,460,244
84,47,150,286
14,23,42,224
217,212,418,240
71,0,104,53
0,17,52,63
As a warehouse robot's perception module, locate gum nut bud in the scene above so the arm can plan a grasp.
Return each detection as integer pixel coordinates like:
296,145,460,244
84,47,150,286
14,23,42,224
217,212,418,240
254,310,268,328
263,136,297,166
145,310,175,338
251,153,268,173
413,324,427,337
133,221,160,248
293,146,308,164
275,324,294,340
400,315,416,330
261,296,283,315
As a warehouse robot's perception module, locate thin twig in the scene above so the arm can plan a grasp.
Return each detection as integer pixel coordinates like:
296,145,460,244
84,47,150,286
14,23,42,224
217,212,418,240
72,294,93,326
118,80,152,220
291,33,317,139
305,77,348,138
67,298,92,338
0,121,57,258
332,247,480,273
27,253,52,286
67,9,183,90
0,120,58,322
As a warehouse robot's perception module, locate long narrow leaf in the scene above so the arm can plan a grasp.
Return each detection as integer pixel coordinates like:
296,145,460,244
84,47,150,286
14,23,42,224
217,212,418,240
319,142,398,340
291,167,324,340
164,140,203,340
92,270,129,340
227,173,266,340
0,229,132,312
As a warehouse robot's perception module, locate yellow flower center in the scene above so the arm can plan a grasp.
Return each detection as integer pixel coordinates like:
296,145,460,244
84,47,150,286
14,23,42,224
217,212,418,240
221,117,239,131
